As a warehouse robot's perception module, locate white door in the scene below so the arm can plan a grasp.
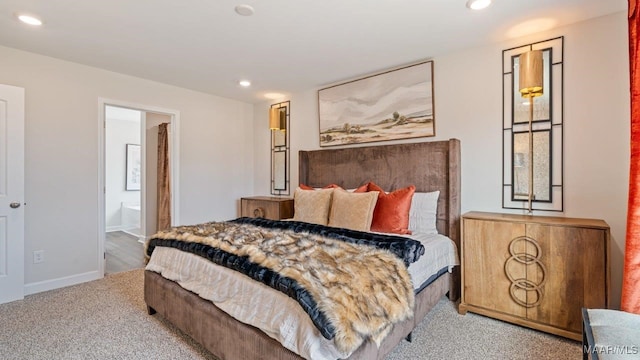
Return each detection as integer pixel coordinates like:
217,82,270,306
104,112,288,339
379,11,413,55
0,84,25,304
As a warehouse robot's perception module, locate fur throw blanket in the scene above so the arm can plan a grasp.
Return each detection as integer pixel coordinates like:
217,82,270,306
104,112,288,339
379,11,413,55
146,220,415,354
230,216,425,265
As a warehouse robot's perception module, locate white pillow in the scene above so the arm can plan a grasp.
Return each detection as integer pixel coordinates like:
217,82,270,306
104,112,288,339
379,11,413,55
408,191,440,234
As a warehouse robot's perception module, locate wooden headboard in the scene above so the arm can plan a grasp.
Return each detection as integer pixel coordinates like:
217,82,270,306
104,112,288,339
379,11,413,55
299,139,461,242
299,139,461,299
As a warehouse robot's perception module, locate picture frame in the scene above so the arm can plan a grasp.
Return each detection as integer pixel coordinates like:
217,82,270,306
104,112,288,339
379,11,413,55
318,61,435,147
125,144,141,191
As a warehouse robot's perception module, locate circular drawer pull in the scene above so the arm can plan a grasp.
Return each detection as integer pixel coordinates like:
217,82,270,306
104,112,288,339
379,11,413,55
253,207,265,218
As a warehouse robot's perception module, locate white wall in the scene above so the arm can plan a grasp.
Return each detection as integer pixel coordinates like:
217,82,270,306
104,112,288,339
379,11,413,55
0,45,254,290
105,113,141,231
253,12,630,307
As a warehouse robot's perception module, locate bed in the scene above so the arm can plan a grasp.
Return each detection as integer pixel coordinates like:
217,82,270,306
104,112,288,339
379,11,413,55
144,139,461,360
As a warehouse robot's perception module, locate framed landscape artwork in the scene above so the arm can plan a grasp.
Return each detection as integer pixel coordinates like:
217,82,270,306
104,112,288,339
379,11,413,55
125,144,141,191
318,61,435,147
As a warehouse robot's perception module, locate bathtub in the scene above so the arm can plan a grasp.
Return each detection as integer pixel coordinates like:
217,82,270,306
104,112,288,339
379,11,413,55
121,201,142,238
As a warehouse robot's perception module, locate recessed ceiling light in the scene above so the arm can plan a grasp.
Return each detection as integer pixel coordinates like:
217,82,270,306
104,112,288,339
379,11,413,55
466,0,492,10
17,14,43,26
235,5,255,16
239,80,251,87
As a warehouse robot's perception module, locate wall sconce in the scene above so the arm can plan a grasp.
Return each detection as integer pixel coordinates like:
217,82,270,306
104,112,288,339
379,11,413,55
269,107,286,131
502,37,563,212
518,50,543,214
269,101,290,195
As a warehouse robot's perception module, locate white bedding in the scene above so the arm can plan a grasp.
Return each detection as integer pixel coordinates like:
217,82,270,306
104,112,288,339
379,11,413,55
145,232,458,360
404,232,459,289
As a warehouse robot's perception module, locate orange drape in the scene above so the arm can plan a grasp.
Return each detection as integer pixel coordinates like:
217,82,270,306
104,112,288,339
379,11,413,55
157,123,171,231
622,0,640,314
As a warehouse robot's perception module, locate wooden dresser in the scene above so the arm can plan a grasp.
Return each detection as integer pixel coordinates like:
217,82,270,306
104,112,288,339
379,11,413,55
240,196,293,221
458,211,610,340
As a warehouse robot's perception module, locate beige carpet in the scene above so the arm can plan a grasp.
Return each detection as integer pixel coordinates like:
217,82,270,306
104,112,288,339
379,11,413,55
0,269,580,359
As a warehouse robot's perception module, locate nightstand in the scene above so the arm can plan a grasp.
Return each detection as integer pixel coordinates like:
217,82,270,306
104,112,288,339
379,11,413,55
240,196,294,220
459,211,610,341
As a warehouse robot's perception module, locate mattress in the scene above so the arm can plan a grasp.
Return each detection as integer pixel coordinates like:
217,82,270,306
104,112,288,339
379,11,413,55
145,232,458,360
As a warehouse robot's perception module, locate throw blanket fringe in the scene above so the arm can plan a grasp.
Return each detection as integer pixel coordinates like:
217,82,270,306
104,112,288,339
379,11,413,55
146,220,415,354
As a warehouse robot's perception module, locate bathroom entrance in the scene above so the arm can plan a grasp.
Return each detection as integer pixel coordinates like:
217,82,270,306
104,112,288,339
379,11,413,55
101,102,177,274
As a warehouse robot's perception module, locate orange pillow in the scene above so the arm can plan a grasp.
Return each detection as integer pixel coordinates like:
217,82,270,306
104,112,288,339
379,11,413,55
299,183,369,192
352,182,370,193
299,183,341,190
367,182,416,234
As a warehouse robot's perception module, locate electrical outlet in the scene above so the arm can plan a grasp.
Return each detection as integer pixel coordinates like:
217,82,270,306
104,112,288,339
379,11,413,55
33,250,44,264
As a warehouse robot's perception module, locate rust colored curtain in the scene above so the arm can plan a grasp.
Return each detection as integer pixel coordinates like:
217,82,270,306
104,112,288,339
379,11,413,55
623,0,640,314
157,123,171,231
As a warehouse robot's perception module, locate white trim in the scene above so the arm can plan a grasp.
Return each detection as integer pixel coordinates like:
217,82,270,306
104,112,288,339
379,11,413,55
98,101,106,278
167,113,180,227
121,229,144,240
0,84,25,304
140,111,147,246
98,98,180,278
24,271,101,296
106,227,145,240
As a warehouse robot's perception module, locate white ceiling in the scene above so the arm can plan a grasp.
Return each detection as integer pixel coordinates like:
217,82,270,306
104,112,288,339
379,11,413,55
0,0,626,104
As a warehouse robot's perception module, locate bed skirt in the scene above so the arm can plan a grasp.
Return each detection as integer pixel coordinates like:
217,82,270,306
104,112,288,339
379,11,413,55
144,270,452,360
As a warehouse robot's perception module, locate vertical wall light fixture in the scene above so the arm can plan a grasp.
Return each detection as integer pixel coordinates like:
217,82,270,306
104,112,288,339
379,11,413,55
502,37,564,212
269,101,290,195
518,50,543,214
269,107,286,131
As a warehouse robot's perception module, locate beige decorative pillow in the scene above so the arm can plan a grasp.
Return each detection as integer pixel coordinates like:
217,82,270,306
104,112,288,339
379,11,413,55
328,188,379,231
292,187,334,225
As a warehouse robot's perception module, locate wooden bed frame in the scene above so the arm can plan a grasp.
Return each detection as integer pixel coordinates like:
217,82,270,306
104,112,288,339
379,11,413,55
145,139,461,360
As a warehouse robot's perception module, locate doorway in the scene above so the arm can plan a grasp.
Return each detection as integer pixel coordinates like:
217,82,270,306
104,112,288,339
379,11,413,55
98,99,180,276
104,106,143,274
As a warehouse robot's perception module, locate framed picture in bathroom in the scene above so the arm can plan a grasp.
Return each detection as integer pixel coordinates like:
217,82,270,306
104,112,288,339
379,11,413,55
125,144,141,191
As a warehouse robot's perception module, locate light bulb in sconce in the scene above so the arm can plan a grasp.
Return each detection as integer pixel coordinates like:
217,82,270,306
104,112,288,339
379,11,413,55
519,51,543,98
269,107,286,131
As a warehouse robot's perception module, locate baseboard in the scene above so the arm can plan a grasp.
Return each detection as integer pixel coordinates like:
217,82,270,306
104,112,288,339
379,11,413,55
122,229,140,236
106,225,125,232
24,271,102,296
